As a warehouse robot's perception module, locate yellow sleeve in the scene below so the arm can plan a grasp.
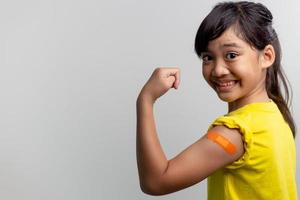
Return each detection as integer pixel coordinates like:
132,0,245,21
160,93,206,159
207,115,253,169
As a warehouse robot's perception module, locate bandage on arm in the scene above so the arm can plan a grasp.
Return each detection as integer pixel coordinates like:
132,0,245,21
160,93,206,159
206,132,237,155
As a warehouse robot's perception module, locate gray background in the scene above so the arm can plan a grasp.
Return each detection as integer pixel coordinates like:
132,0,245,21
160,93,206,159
1,0,299,199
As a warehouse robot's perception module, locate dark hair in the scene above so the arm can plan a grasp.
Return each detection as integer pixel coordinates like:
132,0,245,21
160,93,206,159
194,1,296,138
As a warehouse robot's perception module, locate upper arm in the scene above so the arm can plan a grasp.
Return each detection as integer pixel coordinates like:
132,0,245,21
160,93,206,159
145,125,245,195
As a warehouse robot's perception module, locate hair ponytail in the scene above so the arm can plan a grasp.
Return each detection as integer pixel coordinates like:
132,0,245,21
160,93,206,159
266,38,296,138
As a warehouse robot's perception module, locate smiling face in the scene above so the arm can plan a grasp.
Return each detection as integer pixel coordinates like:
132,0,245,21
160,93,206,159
201,26,274,112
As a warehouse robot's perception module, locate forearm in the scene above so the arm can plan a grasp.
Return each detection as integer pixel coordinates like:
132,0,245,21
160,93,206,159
136,95,168,189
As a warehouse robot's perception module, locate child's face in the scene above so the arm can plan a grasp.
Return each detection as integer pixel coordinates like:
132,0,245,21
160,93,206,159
201,26,268,105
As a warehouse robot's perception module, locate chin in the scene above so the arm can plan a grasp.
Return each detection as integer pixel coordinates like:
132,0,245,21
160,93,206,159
217,93,237,103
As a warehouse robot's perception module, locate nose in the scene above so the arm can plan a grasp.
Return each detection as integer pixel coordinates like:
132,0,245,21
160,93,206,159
211,59,230,77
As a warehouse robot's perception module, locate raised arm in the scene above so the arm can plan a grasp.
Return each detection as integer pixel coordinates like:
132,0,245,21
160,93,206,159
136,67,244,195
136,95,168,194
136,94,244,195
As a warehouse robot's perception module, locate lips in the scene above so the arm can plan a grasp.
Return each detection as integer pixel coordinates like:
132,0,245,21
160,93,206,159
211,79,239,92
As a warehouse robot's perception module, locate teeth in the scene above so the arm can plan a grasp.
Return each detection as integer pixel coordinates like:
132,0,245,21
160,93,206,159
218,81,235,87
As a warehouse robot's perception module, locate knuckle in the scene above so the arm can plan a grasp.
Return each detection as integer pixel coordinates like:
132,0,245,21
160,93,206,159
155,67,162,73
156,67,166,75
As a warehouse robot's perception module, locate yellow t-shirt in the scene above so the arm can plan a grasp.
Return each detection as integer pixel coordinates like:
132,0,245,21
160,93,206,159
206,100,298,200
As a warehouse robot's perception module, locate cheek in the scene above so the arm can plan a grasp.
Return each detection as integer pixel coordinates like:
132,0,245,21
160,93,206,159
202,66,216,89
202,66,211,81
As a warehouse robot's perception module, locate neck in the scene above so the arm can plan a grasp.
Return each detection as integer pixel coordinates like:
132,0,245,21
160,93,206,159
228,89,270,113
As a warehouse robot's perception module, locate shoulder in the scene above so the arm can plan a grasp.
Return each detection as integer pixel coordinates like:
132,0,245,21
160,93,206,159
209,125,243,144
208,112,252,139
206,125,245,162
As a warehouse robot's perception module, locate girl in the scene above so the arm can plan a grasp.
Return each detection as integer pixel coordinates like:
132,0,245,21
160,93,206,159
136,1,298,199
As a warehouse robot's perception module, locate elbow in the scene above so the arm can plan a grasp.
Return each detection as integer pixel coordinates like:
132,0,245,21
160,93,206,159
140,185,162,196
139,179,168,196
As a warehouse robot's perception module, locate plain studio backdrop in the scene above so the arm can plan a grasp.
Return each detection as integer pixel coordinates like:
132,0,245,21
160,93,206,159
1,0,299,199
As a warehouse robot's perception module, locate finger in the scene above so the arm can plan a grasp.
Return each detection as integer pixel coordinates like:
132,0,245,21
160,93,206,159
166,68,180,89
160,67,180,89
168,76,176,88
174,70,180,89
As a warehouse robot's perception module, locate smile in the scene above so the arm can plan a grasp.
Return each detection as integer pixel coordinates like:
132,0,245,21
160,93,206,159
214,80,238,92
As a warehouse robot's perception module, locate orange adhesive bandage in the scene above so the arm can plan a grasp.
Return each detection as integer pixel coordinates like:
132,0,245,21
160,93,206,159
206,132,237,155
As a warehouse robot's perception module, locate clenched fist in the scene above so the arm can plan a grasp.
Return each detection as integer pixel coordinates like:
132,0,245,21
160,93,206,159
137,67,181,104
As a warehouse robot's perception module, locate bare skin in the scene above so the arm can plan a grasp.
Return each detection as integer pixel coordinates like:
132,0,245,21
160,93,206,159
136,27,275,195
136,68,244,195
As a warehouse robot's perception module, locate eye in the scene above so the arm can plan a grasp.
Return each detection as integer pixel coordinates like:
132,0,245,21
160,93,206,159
225,52,238,60
201,54,213,62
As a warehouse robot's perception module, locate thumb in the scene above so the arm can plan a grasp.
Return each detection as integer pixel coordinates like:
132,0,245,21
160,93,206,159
163,67,181,89
168,75,176,87
173,70,180,89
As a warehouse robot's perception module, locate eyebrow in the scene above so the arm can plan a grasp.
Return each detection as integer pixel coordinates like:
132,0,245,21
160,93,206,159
221,42,243,49
203,42,243,54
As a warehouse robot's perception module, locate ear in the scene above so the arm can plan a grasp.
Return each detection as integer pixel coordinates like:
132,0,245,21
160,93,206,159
259,44,275,69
